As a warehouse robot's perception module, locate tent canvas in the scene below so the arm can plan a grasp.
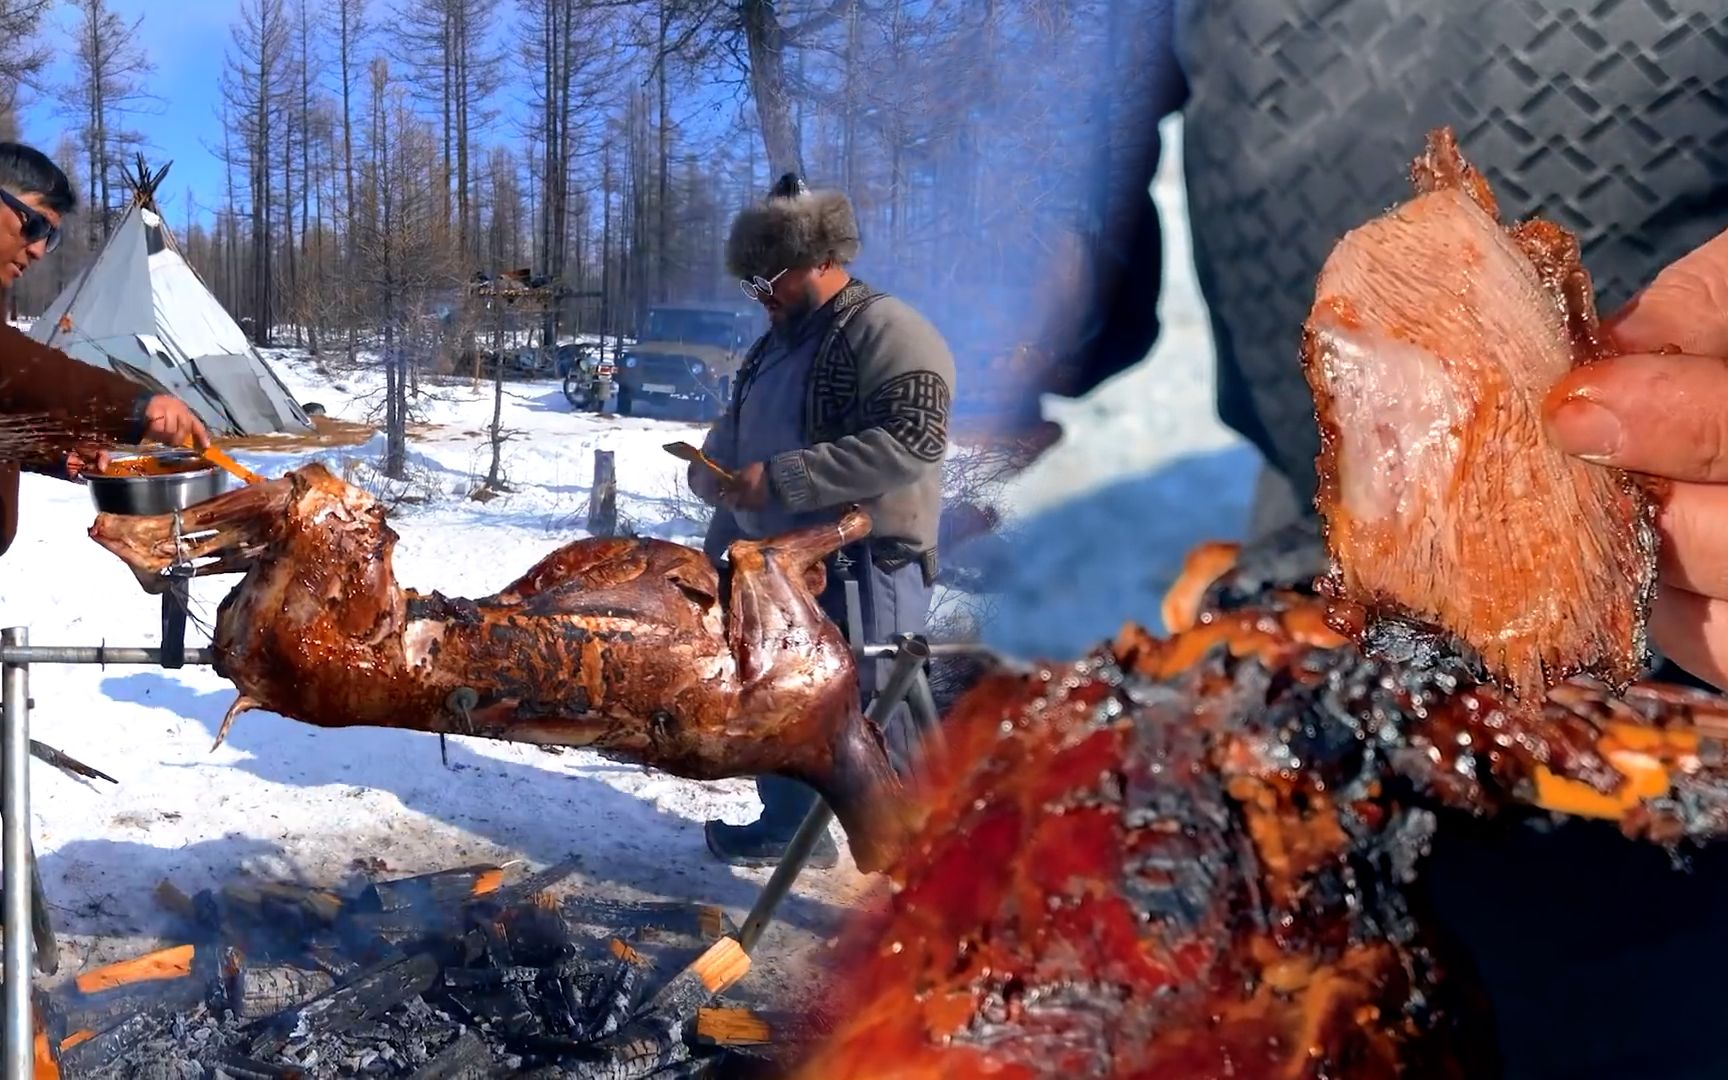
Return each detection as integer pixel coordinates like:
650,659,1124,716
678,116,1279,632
28,165,310,438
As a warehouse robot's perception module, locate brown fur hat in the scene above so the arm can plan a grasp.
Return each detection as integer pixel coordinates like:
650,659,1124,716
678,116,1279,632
724,179,861,280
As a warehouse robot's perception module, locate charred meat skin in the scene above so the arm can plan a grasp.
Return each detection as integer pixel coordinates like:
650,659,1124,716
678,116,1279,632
1302,126,1658,704
87,463,908,871
790,546,1728,1080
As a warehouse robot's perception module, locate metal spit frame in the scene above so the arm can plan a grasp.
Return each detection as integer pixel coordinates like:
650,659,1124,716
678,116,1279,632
0,634,209,1079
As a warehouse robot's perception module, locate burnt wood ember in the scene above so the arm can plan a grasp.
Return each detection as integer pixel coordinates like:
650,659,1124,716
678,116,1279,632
786,535,1728,1079
359,866,507,913
250,951,444,1053
87,464,909,871
41,862,809,1078
1302,127,1658,704
223,950,338,1019
407,1031,497,1078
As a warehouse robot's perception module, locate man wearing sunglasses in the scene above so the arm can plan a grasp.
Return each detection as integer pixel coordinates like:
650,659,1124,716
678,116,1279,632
0,141,209,559
690,175,956,869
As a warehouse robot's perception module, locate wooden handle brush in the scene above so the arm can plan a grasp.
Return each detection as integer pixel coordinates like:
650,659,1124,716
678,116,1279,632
182,436,264,485
663,441,734,486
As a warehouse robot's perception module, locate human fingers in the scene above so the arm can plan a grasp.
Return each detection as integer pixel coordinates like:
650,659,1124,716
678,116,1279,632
1654,482,1728,601
1604,224,1728,357
1649,584,1728,692
1543,352,1728,481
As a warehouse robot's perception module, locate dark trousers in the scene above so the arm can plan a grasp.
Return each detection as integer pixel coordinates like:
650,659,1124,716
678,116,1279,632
753,546,933,836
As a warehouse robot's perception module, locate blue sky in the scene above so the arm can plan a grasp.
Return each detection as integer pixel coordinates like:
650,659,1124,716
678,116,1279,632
14,0,750,231
21,0,238,226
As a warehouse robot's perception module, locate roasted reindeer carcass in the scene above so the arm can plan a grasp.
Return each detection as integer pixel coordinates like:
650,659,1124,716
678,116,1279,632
87,463,909,870
788,130,1728,1078
791,554,1728,1080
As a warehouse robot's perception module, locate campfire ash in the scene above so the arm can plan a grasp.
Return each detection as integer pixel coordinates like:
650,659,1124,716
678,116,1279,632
37,859,823,1078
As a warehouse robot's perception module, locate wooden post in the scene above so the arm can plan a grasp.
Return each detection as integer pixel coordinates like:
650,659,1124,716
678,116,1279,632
587,449,618,537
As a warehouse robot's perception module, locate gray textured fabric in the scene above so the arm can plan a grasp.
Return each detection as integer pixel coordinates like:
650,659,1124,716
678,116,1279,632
700,281,954,560
1174,0,1728,513
193,354,307,433
764,293,954,554
29,203,311,437
1245,464,1309,545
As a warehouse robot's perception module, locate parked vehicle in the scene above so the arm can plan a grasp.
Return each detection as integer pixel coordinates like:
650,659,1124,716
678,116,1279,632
613,303,761,419
555,342,603,379
562,348,619,413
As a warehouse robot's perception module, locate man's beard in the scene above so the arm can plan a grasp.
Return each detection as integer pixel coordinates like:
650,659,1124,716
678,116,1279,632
772,281,819,325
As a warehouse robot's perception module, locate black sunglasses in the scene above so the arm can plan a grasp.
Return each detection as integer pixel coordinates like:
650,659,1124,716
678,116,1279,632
0,188,60,254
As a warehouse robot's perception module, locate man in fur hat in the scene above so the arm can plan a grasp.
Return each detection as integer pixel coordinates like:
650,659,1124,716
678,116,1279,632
689,176,956,869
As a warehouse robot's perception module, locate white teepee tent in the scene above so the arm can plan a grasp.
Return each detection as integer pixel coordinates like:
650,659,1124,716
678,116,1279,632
29,159,311,437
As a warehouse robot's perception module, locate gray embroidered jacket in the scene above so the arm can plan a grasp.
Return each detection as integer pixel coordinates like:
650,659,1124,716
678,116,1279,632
701,279,955,564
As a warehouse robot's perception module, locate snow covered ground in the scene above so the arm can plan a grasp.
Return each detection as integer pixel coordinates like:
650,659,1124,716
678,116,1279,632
3,117,1259,997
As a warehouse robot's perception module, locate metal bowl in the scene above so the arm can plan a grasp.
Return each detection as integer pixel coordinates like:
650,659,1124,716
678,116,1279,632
86,450,233,516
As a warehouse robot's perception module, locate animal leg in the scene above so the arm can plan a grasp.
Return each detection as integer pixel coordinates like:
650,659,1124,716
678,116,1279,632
491,539,649,603
726,509,911,871
89,477,293,575
726,508,872,585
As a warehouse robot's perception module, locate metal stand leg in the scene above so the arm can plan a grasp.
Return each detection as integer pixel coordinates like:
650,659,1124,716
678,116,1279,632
902,637,948,764
160,567,193,671
3,627,32,1078
738,638,930,954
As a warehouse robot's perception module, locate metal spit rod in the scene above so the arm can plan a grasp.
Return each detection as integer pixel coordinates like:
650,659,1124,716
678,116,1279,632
0,645,214,666
856,640,1002,660
738,636,933,954
3,628,30,1079
0,644,986,668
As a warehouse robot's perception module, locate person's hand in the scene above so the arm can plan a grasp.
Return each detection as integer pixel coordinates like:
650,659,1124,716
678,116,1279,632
1542,225,1728,689
64,448,111,479
688,461,724,505
720,461,772,512
140,395,210,449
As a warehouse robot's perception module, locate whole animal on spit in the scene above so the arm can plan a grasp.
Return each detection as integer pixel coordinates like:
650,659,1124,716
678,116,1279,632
785,128,1728,1078
86,465,910,871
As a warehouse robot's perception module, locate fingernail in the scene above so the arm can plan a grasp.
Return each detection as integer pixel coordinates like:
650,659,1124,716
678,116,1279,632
1549,398,1623,461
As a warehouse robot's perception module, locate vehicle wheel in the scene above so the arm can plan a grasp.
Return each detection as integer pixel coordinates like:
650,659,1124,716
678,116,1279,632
562,376,587,411
615,386,634,416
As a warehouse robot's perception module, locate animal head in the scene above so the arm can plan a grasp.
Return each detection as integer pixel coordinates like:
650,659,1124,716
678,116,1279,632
88,462,394,581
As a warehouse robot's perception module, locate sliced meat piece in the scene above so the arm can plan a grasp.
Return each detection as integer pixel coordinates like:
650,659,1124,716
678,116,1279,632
1301,126,1658,703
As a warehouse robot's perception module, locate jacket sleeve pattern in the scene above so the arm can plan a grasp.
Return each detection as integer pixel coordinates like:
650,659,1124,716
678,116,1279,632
767,294,953,511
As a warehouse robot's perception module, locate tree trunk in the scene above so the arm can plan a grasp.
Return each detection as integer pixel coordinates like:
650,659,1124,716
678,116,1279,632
284,111,299,347
740,0,802,179
599,142,613,357
300,0,317,353
655,0,669,304
841,0,859,192
485,264,505,489
253,24,274,348
340,0,360,364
